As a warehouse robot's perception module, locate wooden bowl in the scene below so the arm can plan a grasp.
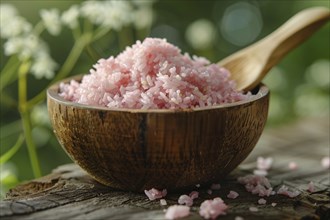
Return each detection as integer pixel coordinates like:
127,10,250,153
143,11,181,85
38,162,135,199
47,76,269,192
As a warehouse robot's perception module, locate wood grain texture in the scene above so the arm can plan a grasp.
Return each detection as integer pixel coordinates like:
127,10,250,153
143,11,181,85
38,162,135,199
47,79,269,191
1,117,329,220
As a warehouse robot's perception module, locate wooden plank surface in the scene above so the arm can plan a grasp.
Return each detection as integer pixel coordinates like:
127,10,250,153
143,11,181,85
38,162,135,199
1,117,329,220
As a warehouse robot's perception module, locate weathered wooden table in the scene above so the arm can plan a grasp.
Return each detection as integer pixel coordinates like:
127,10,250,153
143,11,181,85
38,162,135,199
1,117,329,219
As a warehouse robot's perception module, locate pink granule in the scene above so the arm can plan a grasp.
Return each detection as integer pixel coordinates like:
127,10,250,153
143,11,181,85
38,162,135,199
237,174,274,197
199,197,228,219
189,191,199,200
144,188,167,201
321,156,330,169
307,181,315,193
160,199,167,206
227,190,239,199
277,185,300,198
178,195,193,207
165,205,190,219
288,161,298,170
257,157,273,171
258,198,267,205
59,38,250,109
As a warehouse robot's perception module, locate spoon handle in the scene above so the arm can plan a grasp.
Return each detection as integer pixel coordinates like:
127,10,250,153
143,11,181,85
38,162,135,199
261,7,330,68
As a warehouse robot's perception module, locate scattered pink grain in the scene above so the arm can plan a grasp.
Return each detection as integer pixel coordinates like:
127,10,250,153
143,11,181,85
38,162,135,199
189,191,199,200
178,195,193,207
210,183,221,190
59,38,251,109
277,185,300,198
235,216,244,220
207,189,212,195
321,156,330,169
258,198,267,205
199,197,228,219
237,174,273,197
307,181,315,193
257,157,273,171
144,188,167,201
249,206,259,212
227,190,239,199
271,202,277,207
288,161,298,170
165,205,190,220
160,199,167,206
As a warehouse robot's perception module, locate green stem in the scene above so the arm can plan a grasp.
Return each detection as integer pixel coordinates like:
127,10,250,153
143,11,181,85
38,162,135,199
86,44,101,62
27,33,93,108
18,60,42,178
93,27,111,41
0,56,20,91
33,21,45,36
0,134,24,164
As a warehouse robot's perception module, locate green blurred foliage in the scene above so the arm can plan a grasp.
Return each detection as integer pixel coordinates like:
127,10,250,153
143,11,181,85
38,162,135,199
0,0,329,197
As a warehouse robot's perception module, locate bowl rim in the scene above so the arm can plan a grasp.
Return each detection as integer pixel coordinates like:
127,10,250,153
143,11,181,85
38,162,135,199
47,74,269,113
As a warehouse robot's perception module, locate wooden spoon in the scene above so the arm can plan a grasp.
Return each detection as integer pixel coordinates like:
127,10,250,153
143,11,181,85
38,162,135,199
218,7,330,91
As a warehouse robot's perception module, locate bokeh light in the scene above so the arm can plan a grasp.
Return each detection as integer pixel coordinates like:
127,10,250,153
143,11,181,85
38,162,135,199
219,1,263,46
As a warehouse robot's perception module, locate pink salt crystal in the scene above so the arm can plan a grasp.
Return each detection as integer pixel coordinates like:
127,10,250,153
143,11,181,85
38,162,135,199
59,38,251,109
165,205,190,220
189,191,199,200
199,197,228,219
210,183,221,190
195,184,201,188
178,195,193,207
271,202,277,207
321,156,330,169
258,198,267,205
207,189,212,195
257,157,273,170
237,175,273,197
160,199,167,206
249,206,259,212
288,162,298,170
144,188,167,201
307,181,315,193
227,190,239,199
277,185,300,198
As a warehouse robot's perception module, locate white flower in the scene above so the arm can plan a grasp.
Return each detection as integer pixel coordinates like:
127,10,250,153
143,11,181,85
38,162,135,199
185,19,216,50
80,1,103,25
0,4,18,23
4,34,43,60
133,5,153,29
40,8,62,36
81,0,133,30
0,4,32,39
4,37,24,56
61,5,80,29
31,52,57,79
31,104,50,126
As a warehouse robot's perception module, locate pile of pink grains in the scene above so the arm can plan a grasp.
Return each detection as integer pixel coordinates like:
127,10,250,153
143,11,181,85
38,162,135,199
59,38,251,109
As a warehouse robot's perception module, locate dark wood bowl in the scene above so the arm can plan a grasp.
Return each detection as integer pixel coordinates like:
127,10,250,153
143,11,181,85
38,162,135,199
47,76,269,192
